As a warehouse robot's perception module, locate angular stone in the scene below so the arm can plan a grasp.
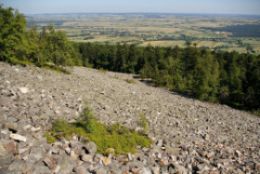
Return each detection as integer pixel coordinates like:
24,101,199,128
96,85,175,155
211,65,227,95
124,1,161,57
81,154,93,163
10,133,27,142
58,154,76,174
1,129,9,135
159,158,169,166
28,147,44,163
70,150,78,160
140,167,152,174
83,142,97,155
0,143,8,157
65,147,71,154
156,139,163,147
19,87,29,94
151,166,160,174
4,123,18,133
95,167,107,174
74,166,89,174
31,161,50,174
101,157,111,166
235,150,242,157
172,163,187,174
43,156,57,170
31,126,41,132
0,143,13,167
3,141,17,154
8,159,28,172
128,153,133,161
54,165,61,173
0,96,12,106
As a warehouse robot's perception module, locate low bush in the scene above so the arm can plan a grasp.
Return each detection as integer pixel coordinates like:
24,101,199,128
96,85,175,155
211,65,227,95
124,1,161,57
46,107,152,155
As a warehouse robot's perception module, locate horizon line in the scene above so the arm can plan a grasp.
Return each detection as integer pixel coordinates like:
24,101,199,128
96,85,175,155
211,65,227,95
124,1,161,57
25,12,260,16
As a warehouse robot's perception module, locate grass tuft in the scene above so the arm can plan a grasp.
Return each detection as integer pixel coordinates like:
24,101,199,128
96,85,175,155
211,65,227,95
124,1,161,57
46,107,152,155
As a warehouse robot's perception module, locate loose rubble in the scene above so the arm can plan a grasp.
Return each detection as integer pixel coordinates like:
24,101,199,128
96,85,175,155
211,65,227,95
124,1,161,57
0,62,259,173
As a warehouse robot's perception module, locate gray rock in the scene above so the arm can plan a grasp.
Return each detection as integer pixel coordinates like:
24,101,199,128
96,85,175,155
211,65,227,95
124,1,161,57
58,154,76,174
0,143,13,168
9,134,26,142
140,167,152,174
81,154,93,163
83,142,97,155
19,87,29,94
95,167,107,174
31,161,51,174
43,156,57,170
8,160,27,172
156,139,163,147
151,166,160,174
74,166,90,174
28,147,44,163
169,163,187,174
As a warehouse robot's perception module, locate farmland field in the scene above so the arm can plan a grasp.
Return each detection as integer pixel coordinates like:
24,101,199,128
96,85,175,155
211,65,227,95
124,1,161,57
27,13,260,54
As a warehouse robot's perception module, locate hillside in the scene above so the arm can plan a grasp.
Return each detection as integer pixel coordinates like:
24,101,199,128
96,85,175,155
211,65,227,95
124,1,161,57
0,62,259,174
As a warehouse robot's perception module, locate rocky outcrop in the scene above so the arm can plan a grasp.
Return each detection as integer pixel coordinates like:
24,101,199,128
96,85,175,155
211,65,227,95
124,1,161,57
0,62,259,173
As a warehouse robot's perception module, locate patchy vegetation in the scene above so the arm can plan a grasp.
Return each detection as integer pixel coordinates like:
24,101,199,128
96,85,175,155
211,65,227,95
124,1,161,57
46,107,152,154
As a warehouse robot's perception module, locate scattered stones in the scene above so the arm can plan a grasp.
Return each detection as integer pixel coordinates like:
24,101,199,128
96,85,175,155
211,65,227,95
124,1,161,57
0,62,259,174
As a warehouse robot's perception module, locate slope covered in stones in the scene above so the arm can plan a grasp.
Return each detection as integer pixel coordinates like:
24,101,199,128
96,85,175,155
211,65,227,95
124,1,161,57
0,62,259,174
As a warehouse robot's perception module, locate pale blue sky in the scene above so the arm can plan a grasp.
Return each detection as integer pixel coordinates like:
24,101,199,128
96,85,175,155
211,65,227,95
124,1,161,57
2,0,260,15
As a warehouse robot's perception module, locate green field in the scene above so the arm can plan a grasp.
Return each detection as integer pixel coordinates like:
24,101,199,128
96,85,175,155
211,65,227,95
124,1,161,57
27,13,260,54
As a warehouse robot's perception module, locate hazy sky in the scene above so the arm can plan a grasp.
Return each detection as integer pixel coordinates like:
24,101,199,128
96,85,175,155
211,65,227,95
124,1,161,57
2,0,260,15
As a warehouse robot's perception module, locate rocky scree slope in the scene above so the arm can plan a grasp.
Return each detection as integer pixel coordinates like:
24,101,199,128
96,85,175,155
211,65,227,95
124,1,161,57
0,62,259,174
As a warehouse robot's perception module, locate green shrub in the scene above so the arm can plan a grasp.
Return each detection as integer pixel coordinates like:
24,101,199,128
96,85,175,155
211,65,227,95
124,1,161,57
46,107,152,155
44,132,56,144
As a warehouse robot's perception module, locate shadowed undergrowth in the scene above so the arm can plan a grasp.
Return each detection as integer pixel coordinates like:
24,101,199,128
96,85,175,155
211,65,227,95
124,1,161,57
45,107,151,155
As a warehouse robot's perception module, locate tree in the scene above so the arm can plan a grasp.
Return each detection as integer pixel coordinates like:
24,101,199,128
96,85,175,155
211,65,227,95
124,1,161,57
39,26,81,66
0,5,27,63
192,50,220,101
